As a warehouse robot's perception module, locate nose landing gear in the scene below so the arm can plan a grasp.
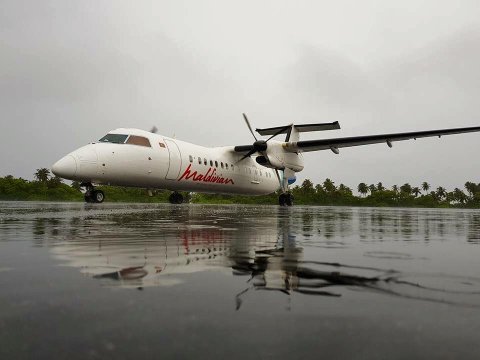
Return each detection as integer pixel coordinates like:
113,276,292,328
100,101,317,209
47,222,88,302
82,183,105,203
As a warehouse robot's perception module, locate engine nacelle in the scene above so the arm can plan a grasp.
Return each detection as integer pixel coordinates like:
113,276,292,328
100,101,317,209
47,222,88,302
255,156,276,169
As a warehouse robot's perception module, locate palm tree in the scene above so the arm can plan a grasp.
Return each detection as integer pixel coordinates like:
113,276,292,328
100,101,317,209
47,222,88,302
315,184,325,195
400,183,412,195
34,168,50,183
338,184,353,196
376,182,385,191
465,182,478,198
323,178,336,193
301,179,314,194
422,182,430,193
357,183,368,197
412,187,421,197
453,188,468,204
436,186,447,200
392,185,399,193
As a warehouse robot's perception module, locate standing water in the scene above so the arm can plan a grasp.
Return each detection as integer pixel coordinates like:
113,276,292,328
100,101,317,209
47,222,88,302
1,202,480,359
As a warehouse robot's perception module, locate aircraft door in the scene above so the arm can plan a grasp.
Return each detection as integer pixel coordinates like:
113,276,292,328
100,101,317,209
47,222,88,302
164,139,182,180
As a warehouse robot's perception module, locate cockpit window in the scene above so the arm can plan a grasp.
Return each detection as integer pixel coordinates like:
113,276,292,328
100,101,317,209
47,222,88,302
98,134,128,144
126,135,151,147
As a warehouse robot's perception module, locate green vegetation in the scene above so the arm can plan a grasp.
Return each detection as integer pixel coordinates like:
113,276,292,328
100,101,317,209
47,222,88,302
1,168,480,208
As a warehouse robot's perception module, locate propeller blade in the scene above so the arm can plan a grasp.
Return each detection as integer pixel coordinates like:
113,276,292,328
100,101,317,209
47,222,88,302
266,125,291,142
150,126,158,134
234,145,255,152
243,113,258,141
236,148,256,163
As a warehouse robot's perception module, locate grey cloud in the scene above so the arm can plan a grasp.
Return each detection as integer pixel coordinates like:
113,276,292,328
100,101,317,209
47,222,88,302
1,0,480,191
288,47,385,109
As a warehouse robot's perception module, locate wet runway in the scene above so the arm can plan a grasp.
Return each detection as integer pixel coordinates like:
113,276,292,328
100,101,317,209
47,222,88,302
1,202,480,359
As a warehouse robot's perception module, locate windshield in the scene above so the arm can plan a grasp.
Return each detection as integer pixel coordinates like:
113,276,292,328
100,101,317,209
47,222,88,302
98,134,129,144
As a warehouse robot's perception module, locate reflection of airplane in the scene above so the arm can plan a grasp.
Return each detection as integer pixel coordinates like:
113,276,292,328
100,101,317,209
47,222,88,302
46,207,480,309
51,113,480,205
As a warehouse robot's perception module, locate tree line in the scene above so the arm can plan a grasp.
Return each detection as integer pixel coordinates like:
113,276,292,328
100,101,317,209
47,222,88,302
1,167,480,208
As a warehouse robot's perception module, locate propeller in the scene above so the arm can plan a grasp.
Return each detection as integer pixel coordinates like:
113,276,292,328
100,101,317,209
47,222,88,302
243,113,257,141
150,126,158,134
236,114,291,163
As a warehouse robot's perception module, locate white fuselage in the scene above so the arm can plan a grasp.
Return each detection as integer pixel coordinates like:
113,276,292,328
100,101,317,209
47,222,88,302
52,128,284,196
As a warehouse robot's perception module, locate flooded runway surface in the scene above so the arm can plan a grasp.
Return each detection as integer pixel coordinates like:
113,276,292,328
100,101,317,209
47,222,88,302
1,202,480,359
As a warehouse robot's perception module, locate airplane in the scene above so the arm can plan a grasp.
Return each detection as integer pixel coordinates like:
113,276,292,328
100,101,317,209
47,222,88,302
51,114,480,206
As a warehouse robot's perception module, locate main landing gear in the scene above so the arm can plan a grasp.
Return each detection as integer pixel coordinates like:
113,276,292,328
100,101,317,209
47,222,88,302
169,192,184,204
279,193,294,207
82,183,105,203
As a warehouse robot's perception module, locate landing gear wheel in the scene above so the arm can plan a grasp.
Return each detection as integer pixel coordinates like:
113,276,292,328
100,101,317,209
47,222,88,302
92,190,105,203
285,193,294,207
279,193,294,207
82,183,105,203
169,192,184,204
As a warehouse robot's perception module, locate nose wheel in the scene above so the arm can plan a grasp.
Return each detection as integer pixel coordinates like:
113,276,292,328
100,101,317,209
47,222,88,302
279,193,294,206
82,183,105,203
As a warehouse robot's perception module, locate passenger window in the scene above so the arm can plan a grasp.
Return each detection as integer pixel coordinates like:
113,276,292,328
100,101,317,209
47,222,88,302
226,163,229,170
189,155,193,163
204,158,207,165
231,164,234,171
215,161,218,168
210,160,213,167
198,157,202,164
126,135,151,147
221,162,224,169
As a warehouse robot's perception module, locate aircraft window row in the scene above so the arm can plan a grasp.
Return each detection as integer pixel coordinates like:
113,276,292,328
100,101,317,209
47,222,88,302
189,155,235,171
243,167,273,178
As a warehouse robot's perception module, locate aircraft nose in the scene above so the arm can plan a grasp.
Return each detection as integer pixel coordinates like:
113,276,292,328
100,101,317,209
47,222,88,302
52,155,77,179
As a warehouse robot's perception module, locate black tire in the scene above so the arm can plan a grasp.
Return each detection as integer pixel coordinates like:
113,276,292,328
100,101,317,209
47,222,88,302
279,193,287,206
84,193,93,203
93,190,105,203
176,193,184,204
286,193,294,207
169,192,183,204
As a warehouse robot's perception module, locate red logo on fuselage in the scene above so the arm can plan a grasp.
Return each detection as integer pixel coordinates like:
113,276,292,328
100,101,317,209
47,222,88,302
178,164,234,185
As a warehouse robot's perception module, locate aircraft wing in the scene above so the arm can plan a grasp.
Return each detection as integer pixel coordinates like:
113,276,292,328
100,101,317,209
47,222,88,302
282,126,480,153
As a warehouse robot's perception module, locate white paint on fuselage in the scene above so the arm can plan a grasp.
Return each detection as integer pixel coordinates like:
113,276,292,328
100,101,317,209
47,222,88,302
52,128,280,196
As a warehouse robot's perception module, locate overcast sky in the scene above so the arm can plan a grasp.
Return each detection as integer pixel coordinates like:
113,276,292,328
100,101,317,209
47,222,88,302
1,0,480,191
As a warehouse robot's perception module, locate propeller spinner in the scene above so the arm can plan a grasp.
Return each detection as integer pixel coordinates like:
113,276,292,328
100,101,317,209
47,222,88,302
235,113,291,192
235,113,290,162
